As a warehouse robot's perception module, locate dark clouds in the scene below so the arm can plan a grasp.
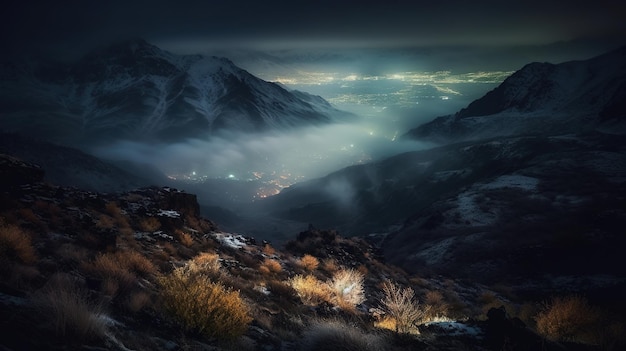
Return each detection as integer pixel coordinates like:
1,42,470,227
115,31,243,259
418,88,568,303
2,0,625,58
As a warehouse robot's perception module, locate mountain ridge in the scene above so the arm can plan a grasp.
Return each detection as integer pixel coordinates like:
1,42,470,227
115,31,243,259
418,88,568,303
0,39,345,146
407,45,626,142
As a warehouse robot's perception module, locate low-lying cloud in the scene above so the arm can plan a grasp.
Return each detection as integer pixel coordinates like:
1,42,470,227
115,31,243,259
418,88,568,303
93,118,431,185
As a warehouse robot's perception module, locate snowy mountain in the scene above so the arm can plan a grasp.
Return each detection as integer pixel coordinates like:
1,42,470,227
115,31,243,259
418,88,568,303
0,40,344,146
407,45,626,142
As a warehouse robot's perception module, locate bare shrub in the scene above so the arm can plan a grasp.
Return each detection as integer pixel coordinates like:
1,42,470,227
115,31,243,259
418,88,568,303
535,295,600,343
298,254,319,271
290,275,333,306
31,273,107,342
377,281,424,334
330,269,365,309
158,265,252,340
300,319,388,351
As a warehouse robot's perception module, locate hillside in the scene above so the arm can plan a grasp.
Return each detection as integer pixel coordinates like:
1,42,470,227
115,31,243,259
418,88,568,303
2,155,622,350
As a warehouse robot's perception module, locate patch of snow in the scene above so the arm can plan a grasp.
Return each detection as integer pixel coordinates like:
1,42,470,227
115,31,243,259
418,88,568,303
157,209,181,218
454,192,498,226
213,232,248,249
426,321,483,337
153,231,173,240
411,237,456,265
481,175,539,191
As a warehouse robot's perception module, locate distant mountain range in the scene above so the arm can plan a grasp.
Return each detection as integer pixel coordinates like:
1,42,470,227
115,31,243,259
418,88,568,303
406,45,626,142
0,39,345,146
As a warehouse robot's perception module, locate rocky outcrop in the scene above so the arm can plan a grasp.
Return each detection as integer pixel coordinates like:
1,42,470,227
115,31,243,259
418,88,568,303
0,154,44,189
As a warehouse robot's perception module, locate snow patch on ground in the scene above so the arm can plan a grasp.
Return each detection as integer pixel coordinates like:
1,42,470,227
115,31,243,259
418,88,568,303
213,232,248,249
411,237,456,265
157,209,181,218
426,321,483,337
481,175,539,191
455,192,498,226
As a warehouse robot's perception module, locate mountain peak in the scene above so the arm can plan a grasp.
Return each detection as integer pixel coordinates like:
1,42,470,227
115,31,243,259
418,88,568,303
407,46,626,143
0,41,343,146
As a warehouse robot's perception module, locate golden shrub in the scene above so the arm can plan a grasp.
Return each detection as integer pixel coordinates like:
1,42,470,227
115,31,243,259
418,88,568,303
158,265,252,340
290,274,333,306
330,269,365,309
298,254,319,271
191,252,221,273
0,221,37,264
175,230,194,247
535,295,600,343
259,258,282,275
262,243,276,256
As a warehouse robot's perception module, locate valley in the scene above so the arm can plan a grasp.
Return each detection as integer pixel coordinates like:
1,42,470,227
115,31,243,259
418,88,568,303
1,39,625,350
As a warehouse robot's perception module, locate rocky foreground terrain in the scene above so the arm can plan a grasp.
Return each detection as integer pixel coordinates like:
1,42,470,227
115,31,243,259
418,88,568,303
1,154,624,350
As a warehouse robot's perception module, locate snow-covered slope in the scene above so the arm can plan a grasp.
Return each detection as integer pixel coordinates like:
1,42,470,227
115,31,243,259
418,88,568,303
407,46,626,142
0,40,343,145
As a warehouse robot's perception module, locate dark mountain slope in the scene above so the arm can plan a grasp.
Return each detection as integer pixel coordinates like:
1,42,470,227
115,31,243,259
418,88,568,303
407,45,626,142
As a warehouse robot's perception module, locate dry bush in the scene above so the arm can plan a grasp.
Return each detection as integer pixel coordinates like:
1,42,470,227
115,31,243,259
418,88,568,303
290,275,333,306
105,201,122,217
139,217,161,232
322,258,339,274
266,279,297,300
175,230,194,247
300,319,388,351
262,243,276,256
535,295,601,343
298,254,320,271
126,290,152,312
96,214,115,229
259,258,282,275
31,273,107,342
0,221,37,264
82,250,156,294
191,252,221,273
158,265,252,340
330,269,365,309
423,290,449,320
377,281,424,334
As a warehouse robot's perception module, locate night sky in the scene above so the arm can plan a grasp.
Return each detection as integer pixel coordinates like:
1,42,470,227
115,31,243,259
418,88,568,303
2,0,625,59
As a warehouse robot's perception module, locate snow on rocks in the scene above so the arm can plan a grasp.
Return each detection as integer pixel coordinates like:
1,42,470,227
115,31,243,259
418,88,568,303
480,175,539,191
212,232,249,249
156,209,181,218
426,321,483,337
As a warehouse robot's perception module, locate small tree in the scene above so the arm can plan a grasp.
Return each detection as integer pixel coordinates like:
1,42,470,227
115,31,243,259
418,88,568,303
379,280,423,334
